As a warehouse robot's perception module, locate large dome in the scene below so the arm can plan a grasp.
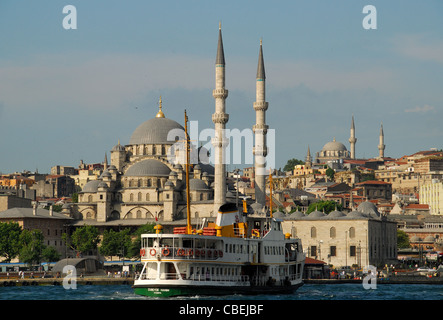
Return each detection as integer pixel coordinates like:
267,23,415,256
129,117,184,145
322,138,347,152
124,159,171,177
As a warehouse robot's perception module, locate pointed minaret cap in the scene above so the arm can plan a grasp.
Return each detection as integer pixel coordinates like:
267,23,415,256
156,96,165,118
216,22,225,65
256,38,266,80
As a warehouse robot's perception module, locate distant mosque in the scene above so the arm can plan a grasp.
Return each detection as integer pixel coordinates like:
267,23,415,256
312,115,386,164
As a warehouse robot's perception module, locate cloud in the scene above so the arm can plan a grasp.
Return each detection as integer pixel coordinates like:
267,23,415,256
392,34,443,65
404,105,435,113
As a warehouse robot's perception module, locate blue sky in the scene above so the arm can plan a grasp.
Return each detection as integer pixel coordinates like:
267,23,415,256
0,0,442,174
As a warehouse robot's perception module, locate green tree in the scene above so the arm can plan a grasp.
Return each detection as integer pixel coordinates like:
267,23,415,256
326,167,335,180
63,226,100,256
42,246,61,262
397,229,410,249
283,158,304,172
19,229,45,266
0,221,23,262
306,200,343,215
100,228,132,259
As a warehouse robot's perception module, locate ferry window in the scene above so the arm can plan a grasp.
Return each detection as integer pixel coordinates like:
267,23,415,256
229,244,232,253
161,238,173,247
183,239,193,248
225,244,228,252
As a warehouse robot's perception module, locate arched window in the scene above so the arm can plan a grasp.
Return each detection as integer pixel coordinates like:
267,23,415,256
130,193,134,202
138,192,142,201
349,227,356,238
311,227,317,238
88,195,93,203
146,193,150,201
136,210,142,219
147,179,152,187
330,227,336,239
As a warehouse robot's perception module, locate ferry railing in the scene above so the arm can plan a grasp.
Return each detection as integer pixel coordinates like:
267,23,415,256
188,274,249,283
141,247,224,260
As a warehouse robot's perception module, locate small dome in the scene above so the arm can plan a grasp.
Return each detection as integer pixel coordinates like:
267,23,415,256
273,211,286,219
124,159,171,177
189,179,209,190
100,170,112,178
410,236,420,242
327,210,346,219
346,210,367,219
357,201,380,218
307,210,326,219
111,142,125,152
82,180,101,193
288,210,306,220
108,165,117,171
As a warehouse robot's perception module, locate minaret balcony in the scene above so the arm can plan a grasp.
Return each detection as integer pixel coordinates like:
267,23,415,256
212,112,229,124
253,101,268,111
253,123,269,133
212,89,228,99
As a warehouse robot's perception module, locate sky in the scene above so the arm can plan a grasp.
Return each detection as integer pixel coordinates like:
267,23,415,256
0,0,442,174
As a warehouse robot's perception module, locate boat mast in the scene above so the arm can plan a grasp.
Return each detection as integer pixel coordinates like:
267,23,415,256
269,170,273,218
184,110,192,234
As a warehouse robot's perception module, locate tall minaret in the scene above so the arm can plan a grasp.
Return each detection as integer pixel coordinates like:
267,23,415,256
253,39,269,207
212,23,229,213
378,122,385,158
305,145,312,169
349,115,357,159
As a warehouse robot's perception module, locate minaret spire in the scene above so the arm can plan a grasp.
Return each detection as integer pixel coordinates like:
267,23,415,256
212,23,229,213
349,115,357,159
253,38,269,207
378,122,385,158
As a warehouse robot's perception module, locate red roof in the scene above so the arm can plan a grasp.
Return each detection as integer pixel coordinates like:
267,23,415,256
305,257,326,265
405,204,429,210
356,180,391,185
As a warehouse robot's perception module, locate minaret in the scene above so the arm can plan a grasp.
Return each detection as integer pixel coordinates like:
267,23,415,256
378,122,385,158
305,145,312,169
212,23,229,213
253,39,269,207
349,115,357,159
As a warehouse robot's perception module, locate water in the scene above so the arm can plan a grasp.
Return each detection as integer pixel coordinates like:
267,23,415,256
0,283,441,300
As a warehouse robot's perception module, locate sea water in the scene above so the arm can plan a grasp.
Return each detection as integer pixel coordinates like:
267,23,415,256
0,283,441,300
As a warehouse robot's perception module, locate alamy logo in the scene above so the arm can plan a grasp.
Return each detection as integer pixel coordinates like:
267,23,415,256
62,265,77,290
362,265,377,290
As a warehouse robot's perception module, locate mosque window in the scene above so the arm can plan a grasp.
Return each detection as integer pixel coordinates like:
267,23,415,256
136,210,142,219
310,227,317,238
130,193,134,202
349,227,356,238
330,227,336,239
146,193,150,201
138,192,142,201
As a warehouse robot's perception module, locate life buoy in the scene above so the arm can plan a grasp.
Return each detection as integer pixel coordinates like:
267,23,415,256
200,249,205,257
187,249,193,256
162,247,170,256
177,248,185,256
195,249,200,257
208,250,212,258
219,250,223,257
150,248,156,256
214,250,218,258
140,248,146,256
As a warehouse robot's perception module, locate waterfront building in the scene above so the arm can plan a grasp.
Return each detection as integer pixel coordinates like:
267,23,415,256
280,201,398,268
420,180,443,215
0,205,72,257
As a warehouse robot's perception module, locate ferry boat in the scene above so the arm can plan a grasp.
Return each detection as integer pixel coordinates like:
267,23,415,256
132,111,305,297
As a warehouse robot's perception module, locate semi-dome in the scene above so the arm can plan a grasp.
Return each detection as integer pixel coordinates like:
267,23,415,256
129,117,184,145
321,138,348,152
189,179,209,190
124,159,171,177
81,180,101,193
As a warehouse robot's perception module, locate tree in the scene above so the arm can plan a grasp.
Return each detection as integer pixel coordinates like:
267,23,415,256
397,229,410,249
63,226,100,257
19,229,45,266
326,167,335,180
306,200,343,215
0,222,23,262
283,158,304,172
100,228,132,259
42,246,61,262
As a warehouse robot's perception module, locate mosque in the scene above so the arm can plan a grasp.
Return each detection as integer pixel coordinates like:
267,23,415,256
70,24,270,229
